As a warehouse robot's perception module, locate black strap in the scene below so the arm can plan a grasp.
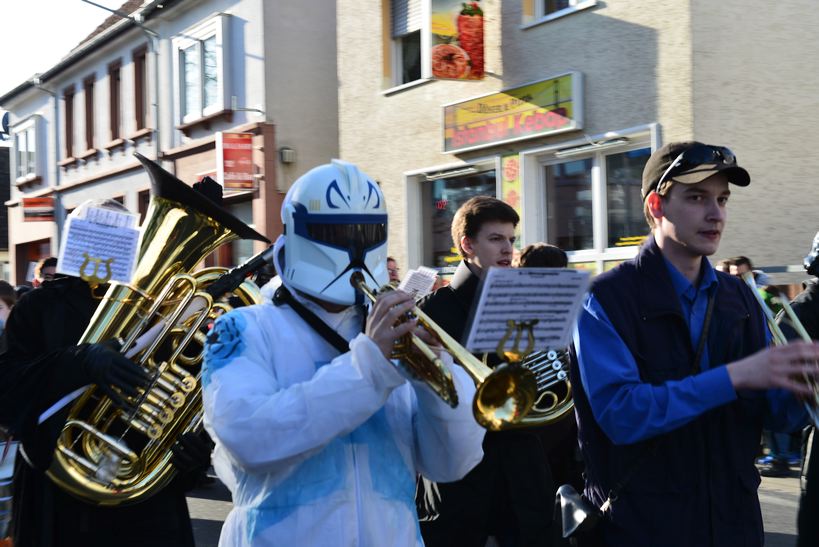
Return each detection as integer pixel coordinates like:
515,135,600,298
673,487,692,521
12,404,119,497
272,286,350,354
605,290,716,507
691,291,716,374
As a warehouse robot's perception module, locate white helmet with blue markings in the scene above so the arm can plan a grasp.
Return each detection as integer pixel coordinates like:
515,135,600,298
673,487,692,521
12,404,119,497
280,159,388,306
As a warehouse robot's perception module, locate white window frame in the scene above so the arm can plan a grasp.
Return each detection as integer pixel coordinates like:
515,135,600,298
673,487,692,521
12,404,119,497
519,123,659,273
172,14,231,125
403,155,499,271
12,116,44,184
523,0,597,29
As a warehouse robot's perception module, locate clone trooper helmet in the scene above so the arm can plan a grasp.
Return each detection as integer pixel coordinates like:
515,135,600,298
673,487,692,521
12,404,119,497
281,160,388,305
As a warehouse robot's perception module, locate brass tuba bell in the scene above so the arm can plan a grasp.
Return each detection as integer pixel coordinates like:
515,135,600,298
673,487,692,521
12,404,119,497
46,154,269,505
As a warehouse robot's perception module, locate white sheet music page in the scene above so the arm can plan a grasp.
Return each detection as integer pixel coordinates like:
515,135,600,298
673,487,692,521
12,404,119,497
56,206,140,283
398,266,438,300
464,267,590,354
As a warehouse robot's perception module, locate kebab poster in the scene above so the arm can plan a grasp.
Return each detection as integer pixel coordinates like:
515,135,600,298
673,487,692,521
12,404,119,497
431,1,485,80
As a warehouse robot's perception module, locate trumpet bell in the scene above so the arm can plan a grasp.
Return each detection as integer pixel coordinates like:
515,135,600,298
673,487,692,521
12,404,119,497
473,363,537,430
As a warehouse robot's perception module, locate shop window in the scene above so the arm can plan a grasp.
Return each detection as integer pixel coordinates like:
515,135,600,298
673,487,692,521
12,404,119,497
206,200,255,268
541,144,650,258
606,148,651,247
390,0,423,86
13,119,40,182
173,15,230,124
545,159,593,252
421,169,497,268
229,200,255,266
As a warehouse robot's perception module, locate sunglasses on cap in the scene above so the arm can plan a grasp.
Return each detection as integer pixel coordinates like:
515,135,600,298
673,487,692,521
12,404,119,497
656,144,737,190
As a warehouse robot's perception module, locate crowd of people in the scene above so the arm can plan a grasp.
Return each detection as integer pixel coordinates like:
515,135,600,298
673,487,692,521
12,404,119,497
0,141,818,547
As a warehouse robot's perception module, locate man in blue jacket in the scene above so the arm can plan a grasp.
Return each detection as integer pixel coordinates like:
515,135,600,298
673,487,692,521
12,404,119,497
572,141,819,546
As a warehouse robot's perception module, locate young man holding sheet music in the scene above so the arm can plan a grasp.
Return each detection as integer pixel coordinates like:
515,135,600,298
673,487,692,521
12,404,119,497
572,141,819,547
419,196,555,547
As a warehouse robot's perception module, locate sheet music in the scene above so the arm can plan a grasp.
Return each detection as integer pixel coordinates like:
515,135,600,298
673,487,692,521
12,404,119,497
464,267,589,354
84,206,139,229
56,217,140,283
398,266,438,300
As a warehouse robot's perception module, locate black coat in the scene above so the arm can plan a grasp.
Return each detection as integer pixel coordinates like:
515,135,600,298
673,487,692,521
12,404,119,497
418,261,554,547
0,277,195,547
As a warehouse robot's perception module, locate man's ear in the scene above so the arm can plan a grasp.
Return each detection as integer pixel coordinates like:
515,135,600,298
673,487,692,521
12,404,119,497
460,235,474,259
647,192,664,222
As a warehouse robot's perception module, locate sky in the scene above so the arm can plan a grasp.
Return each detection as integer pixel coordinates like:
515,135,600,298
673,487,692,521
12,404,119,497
0,0,124,97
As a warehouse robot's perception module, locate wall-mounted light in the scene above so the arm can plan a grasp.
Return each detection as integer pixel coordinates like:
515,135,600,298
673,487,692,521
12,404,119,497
554,137,630,159
279,147,296,164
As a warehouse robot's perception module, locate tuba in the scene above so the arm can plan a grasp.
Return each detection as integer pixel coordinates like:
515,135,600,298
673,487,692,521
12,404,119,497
46,154,270,505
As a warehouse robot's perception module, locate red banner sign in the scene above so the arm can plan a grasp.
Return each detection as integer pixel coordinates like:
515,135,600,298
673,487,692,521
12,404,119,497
216,132,255,190
22,197,55,222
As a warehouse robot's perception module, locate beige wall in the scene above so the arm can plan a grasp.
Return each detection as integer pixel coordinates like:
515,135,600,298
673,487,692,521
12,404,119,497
264,0,340,194
337,0,699,272
692,0,819,282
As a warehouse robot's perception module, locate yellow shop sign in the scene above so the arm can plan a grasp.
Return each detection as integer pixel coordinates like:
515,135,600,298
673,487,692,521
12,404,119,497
443,72,583,153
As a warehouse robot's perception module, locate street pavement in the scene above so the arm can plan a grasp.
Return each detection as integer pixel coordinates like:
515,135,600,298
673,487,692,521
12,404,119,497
186,469,804,546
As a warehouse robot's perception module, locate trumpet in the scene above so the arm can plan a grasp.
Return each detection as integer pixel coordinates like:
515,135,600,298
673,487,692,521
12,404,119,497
350,272,537,431
741,272,819,424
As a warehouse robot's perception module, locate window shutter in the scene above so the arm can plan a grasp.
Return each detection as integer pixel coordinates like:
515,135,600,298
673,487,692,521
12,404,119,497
392,0,421,37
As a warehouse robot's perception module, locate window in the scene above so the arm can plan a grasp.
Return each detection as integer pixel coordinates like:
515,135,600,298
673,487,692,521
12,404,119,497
133,46,149,130
64,86,75,158
539,141,651,270
109,60,122,140
13,119,39,181
421,169,497,268
544,159,593,252
606,148,651,247
524,0,597,26
83,75,96,151
391,0,422,86
138,189,151,224
542,0,571,15
173,15,230,124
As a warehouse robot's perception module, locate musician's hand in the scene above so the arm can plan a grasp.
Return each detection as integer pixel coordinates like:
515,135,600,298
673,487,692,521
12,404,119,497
80,343,152,411
726,341,819,396
366,290,420,359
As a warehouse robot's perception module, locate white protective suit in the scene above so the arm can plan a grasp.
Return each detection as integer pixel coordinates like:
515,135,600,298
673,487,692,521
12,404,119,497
202,292,485,547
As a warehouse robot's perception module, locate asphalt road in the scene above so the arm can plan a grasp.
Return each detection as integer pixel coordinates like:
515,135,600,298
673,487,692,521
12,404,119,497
186,470,804,546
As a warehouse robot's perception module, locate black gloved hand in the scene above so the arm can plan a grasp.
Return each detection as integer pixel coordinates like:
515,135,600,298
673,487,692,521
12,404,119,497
171,430,215,475
80,342,151,411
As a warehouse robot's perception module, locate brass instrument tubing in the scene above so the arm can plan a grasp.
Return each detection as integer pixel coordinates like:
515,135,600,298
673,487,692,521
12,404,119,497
741,272,819,421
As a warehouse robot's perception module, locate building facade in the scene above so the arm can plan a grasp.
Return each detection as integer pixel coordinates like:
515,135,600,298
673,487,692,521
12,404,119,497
338,0,819,283
1,0,338,284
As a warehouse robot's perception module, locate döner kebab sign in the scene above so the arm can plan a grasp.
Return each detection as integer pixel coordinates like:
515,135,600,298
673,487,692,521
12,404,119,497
443,72,583,153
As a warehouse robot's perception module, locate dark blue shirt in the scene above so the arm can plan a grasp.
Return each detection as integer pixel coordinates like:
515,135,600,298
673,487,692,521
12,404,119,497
574,256,805,445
